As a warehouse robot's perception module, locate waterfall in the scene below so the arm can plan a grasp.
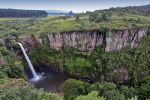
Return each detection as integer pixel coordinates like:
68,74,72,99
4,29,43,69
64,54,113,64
17,42,41,81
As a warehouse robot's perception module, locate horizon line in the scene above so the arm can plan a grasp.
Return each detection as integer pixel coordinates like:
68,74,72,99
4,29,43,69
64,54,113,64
0,3,149,13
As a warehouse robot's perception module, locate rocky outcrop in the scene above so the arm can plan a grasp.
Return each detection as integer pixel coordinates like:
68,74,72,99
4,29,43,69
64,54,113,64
108,66,130,84
0,55,5,65
0,58,5,65
47,29,147,51
19,35,40,51
0,39,5,46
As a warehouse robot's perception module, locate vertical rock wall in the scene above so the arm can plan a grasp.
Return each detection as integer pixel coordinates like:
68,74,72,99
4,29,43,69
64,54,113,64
47,31,104,51
47,29,147,51
19,28,147,52
105,29,146,51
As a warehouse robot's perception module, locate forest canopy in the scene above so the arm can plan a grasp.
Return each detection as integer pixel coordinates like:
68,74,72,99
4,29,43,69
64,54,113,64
0,9,48,18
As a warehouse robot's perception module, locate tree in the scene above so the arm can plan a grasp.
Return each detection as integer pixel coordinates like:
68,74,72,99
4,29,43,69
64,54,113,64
63,79,90,100
120,86,136,99
89,11,112,23
0,79,63,100
90,82,125,100
75,91,105,100
89,44,110,81
138,76,150,99
76,14,79,21
0,9,47,18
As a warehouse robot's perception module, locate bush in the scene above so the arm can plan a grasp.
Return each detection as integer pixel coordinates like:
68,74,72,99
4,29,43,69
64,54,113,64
0,79,63,100
63,79,90,100
138,76,150,99
75,91,105,100
89,11,112,23
120,86,136,99
0,46,24,79
90,82,125,100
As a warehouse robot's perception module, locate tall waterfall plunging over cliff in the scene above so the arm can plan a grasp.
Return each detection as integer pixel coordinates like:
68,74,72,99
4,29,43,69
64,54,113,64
17,42,41,81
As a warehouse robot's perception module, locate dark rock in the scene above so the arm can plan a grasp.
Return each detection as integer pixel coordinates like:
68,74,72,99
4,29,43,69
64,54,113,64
19,35,41,52
0,58,5,65
108,66,130,84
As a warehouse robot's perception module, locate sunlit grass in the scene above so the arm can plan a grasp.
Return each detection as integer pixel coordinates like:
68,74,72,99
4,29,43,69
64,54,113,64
0,13,150,37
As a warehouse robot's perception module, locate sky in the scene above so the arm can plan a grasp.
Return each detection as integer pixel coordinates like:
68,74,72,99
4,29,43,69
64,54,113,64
0,0,150,13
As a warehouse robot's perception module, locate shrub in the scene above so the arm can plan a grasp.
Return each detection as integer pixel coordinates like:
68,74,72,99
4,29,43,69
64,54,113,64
120,86,136,99
138,76,150,99
90,82,125,100
0,46,24,79
0,79,63,100
63,79,90,100
75,91,105,100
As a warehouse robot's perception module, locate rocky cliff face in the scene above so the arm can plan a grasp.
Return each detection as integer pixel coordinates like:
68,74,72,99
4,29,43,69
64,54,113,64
105,29,146,51
47,29,147,51
47,31,105,51
20,28,147,52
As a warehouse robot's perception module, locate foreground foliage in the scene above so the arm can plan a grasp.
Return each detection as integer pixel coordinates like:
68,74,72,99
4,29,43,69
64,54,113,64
0,45,63,100
63,79,90,100
63,79,133,100
75,91,105,100
0,79,63,100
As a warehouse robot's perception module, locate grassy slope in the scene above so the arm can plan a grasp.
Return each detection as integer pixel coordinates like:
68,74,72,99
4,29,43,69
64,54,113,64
30,14,150,33
0,13,149,37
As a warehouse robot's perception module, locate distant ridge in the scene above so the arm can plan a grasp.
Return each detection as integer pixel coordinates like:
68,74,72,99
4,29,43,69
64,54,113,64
0,8,47,18
90,4,150,16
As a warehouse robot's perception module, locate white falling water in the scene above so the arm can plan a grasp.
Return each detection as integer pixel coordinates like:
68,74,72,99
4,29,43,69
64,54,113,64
17,42,41,82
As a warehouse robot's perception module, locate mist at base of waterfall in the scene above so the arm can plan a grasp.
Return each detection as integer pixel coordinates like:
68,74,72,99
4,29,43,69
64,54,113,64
25,69,68,93
29,73,44,83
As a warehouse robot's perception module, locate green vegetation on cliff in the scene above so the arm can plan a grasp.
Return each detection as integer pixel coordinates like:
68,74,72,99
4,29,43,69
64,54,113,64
29,45,91,76
0,79,62,100
0,46,24,80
